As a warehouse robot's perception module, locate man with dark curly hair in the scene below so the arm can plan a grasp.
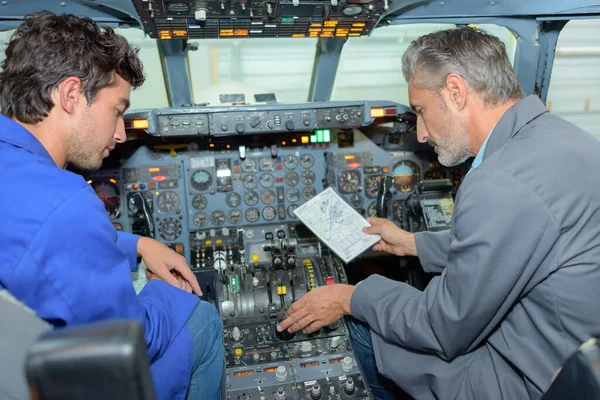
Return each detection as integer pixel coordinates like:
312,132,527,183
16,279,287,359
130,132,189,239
0,11,223,400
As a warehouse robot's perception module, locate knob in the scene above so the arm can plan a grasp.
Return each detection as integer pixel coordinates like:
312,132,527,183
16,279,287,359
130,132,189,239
195,8,208,21
252,277,259,287
209,229,216,237
232,326,242,341
266,120,275,129
330,336,342,348
221,124,228,131
275,365,288,382
328,386,336,396
303,119,310,126
275,316,295,341
345,377,355,394
236,123,245,134
300,341,313,353
253,353,260,362
341,356,354,373
285,120,294,131
310,383,322,399
275,387,286,400
250,116,261,128
270,351,278,360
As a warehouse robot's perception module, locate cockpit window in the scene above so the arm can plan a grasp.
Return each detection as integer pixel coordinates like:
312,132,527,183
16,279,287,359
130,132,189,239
330,23,516,105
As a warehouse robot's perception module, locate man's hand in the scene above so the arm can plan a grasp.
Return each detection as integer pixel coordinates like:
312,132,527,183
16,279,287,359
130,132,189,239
146,270,193,293
138,237,202,296
276,284,355,334
363,217,417,257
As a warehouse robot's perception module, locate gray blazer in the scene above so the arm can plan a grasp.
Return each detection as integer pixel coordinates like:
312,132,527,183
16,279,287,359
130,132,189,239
351,95,600,399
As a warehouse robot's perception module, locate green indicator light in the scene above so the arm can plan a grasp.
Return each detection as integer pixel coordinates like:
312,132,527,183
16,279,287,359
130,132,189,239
317,130,323,142
323,129,330,142
310,135,317,143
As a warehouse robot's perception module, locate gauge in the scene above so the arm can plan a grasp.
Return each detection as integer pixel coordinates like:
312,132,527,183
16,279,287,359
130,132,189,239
193,212,208,227
349,193,364,209
364,175,383,199
301,170,316,185
228,209,243,224
146,147,162,160
342,4,362,16
210,210,226,226
226,192,242,208
302,186,317,201
259,157,275,172
300,153,315,169
190,169,212,192
392,200,404,224
262,206,277,221
285,171,299,186
392,160,420,192
287,204,299,218
286,187,301,203
241,158,257,173
191,194,207,210
158,217,182,241
367,202,377,217
261,189,276,205
338,170,361,193
425,169,445,180
127,191,153,216
157,191,179,212
283,154,298,169
185,142,199,157
91,179,120,217
245,207,260,223
259,173,274,188
244,190,259,206
242,174,258,190
112,222,124,231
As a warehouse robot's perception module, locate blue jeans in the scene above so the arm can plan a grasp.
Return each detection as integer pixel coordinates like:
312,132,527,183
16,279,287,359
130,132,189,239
185,301,225,400
347,318,410,400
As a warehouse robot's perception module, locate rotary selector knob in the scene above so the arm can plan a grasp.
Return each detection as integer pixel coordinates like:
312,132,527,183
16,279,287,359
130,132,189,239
341,356,354,373
345,377,355,394
285,120,295,131
275,387,286,400
236,123,245,134
275,365,288,382
310,382,322,399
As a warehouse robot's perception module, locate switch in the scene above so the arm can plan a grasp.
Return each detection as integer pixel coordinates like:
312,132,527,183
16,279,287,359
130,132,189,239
345,377,355,394
341,356,354,373
275,366,288,382
239,145,246,160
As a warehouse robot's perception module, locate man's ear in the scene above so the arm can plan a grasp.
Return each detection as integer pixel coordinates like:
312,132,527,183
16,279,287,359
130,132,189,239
56,77,84,115
444,73,468,111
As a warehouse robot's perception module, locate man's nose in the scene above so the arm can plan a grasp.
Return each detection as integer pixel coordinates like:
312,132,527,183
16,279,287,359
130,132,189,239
416,118,428,143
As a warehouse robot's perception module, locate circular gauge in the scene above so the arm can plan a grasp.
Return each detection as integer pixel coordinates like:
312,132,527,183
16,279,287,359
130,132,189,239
226,192,242,208
262,206,277,221
259,173,274,188
244,190,259,206
241,158,257,173
300,153,315,169
286,187,301,203
245,207,260,223
261,189,276,205
158,217,182,241
193,212,208,227
367,202,377,217
185,142,199,157
127,191,153,216
364,175,383,199
191,195,208,210
301,170,316,185
146,147,162,160
285,171,299,186
190,169,212,192
211,210,226,226
157,191,180,212
91,179,120,217
392,160,420,192
112,222,124,231
302,186,317,201
228,209,243,224
392,200,404,224
287,204,299,218
283,154,298,170
259,157,275,172
342,4,362,16
349,193,364,209
338,170,361,193
242,174,258,190
425,169,445,180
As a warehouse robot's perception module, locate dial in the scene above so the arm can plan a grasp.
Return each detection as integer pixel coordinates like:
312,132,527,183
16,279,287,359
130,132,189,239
245,207,260,223
193,211,208,227
242,174,258,190
210,210,226,226
364,175,383,199
261,189,276,205
392,160,420,193
283,154,298,169
262,206,277,221
185,142,199,157
259,173,274,188
157,191,179,212
158,217,182,241
302,186,317,201
190,169,212,192
300,153,315,169
191,195,207,210
301,170,316,185
91,179,120,217
338,170,361,193
286,188,301,203
259,157,276,172
146,147,162,160
284,171,299,186
241,158,257,173
349,193,364,209
226,192,242,208
228,209,243,224
244,191,259,206
287,204,299,218
367,201,377,217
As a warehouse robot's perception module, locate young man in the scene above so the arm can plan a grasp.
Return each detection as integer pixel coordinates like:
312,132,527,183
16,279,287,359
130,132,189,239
0,12,223,399
278,27,600,399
